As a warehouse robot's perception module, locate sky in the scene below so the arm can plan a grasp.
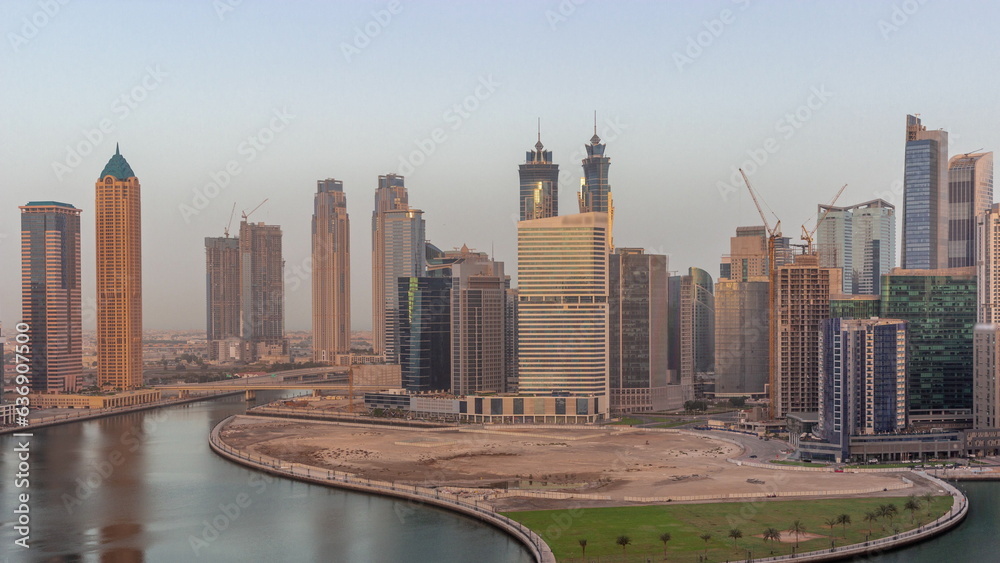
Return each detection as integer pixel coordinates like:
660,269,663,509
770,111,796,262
2,0,1000,332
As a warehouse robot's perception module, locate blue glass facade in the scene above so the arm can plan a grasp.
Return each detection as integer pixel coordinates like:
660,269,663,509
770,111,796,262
398,277,452,392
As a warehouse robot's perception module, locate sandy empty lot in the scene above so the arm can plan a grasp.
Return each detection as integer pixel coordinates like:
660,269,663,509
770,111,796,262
221,416,933,510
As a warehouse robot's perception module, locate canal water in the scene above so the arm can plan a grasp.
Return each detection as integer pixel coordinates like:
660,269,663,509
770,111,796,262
0,392,532,562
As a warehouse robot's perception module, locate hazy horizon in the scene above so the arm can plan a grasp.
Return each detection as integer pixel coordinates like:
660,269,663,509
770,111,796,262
3,1,1000,332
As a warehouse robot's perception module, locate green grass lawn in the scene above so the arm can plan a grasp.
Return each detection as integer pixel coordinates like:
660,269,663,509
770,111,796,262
609,417,644,426
652,420,694,429
768,459,829,467
503,495,952,562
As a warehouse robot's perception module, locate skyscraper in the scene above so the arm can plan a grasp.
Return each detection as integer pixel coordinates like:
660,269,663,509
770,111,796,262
715,226,770,396
312,178,351,362
578,122,612,216
974,205,1000,429
678,268,714,401
239,220,288,363
517,212,611,398
450,250,508,396
902,114,949,269
20,201,82,393
881,267,975,429
398,276,451,392
818,318,908,461
518,126,559,221
817,199,895,294
96,145,143,390
609,248,669,413
772,254,841,418
372,174,425,361
947,152,993,267
205,236,241,361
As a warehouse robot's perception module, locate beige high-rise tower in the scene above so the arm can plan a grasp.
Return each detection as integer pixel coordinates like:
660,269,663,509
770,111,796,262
313,178,351,362
96,145,143,390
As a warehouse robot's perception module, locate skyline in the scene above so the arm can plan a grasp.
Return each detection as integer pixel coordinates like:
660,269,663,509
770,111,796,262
5,1,1000,331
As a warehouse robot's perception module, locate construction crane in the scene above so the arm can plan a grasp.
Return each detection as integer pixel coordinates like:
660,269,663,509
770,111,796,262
739,169,781,239
223,202,237,238
800,183,848,254
242,198,269,222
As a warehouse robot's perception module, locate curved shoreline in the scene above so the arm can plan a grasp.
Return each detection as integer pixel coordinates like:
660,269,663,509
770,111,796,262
213,414,967,563
209,415,554,563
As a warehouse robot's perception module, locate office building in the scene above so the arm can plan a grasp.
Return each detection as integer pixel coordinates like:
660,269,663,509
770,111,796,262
881,268,976,429
715,226,770,396
818,318,908,461
205,236,241,361
772,254,841,419
398,276,451,392
505,287,519,393
974,204,1000,429
902,114,949,269
816,199,895,294
578,126,612,215
609,248,669,413
948,152,993,268
312,178,351,362
517,212,611,398
518,127,559,221
20,201,83,393
372,174,425,361
671,268,714,401
450,250,508,396
239,220,288,362
96,145,143,390
829,294,881,320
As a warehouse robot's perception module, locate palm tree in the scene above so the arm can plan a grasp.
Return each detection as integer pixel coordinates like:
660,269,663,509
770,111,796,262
616,535,631,557
763,527,781,553
884,503,898,523
825,517,838,533
578,538,587,560
904,497,921,524
659,532,672,558
863,510,878,535
788,519,806,549
700,533,712,556
922,492,935,514
837,513,852,537
728,528,743,550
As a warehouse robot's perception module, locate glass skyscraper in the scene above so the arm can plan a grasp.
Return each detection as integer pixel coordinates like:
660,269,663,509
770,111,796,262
947,152,993,267
880,268,976,429
20,201,83,393
902,114,949,269
578,126,612,215
817,199,895,294
398,276,451,392
518,129,558,221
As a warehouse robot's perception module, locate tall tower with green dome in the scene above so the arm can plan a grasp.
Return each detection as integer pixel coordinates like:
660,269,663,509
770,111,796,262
95,144,143,390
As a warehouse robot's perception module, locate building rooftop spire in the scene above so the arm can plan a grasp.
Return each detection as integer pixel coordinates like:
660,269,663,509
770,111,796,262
99,144,135,180
590,111,601,145
535,117,543,151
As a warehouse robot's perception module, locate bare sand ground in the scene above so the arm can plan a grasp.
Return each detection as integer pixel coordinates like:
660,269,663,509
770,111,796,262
221,416,941,510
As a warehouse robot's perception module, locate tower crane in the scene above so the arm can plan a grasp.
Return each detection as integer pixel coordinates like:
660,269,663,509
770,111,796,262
800,183,848,254
242,198,269,222
223,202,237,238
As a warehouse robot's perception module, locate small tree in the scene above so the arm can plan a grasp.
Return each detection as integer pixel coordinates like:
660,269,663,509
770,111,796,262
763,527,781,553
837,513,852,537
578,538,587,560
922,492,935,516
904,497,921,524
863,510,878,534
700,533,712,556
825,517,839,533
788,519,806,549
728,528,743,549
616,534,632,556
659,532,672,558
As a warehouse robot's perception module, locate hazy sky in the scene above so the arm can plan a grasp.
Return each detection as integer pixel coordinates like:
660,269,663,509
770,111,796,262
3,0,999,331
